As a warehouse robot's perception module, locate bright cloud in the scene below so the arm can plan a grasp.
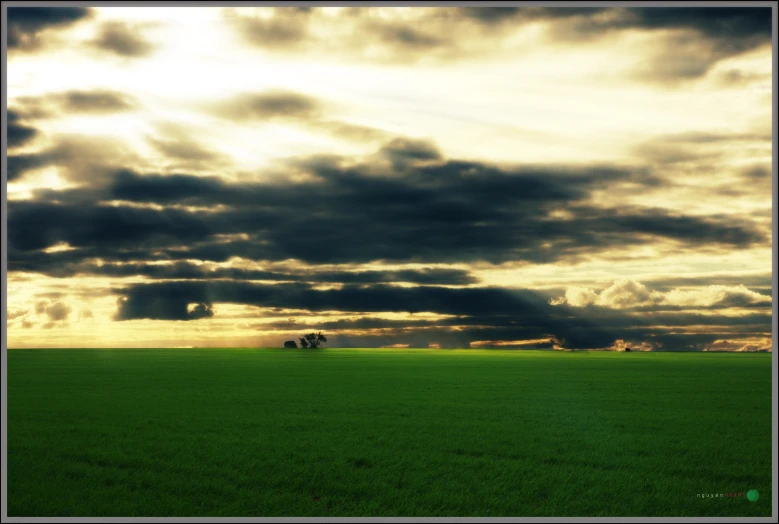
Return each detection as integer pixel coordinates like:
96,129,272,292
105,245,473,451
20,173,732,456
552,280,771,309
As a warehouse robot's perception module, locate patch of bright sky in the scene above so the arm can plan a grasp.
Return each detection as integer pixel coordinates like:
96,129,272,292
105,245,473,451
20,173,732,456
471,246,773,290
9,9,772,170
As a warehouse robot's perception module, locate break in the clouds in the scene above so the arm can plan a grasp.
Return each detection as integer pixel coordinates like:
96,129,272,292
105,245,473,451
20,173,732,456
6,6,772,351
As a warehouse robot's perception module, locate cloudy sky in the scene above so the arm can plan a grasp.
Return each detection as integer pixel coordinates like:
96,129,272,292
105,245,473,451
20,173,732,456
5,6,773,351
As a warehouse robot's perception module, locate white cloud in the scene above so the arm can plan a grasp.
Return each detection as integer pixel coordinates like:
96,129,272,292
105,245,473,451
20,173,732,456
551,279,770,309
704,338,772,352
661,285,770,307
595,280,661,308
550,286,598,307
607,339,655,351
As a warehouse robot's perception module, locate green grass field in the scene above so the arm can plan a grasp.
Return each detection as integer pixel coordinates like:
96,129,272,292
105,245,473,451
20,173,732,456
7,348,773,517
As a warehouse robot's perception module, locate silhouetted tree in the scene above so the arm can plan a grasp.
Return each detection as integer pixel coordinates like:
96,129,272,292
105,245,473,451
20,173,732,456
625,347,631,352
283,340,298,348
299,332,327,349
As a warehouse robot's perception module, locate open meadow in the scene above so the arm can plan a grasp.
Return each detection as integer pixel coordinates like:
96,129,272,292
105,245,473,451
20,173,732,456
7,348,773,517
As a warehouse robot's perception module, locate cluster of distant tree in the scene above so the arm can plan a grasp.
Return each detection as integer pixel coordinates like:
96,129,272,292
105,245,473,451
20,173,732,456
283,332,327,349
280,335,639,352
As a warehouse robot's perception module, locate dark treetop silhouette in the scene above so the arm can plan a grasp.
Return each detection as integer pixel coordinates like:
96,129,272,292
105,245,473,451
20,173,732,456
299,332,327,349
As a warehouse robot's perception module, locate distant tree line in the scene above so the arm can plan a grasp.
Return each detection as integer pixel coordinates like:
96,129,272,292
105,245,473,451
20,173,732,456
283,332,327,349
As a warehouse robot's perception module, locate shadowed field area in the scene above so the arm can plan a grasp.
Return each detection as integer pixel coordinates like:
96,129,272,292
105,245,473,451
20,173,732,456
7,348,772,517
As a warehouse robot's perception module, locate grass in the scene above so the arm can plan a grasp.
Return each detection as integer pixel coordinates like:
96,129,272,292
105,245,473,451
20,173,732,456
7,348,773,517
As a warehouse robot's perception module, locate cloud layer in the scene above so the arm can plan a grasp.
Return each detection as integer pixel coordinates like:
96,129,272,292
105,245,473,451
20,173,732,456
6,7,772,351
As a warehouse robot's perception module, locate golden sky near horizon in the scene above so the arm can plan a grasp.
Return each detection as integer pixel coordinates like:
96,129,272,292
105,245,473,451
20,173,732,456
6,6,773,351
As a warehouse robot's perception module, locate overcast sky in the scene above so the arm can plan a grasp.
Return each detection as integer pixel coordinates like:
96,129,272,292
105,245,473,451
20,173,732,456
6,6,773,351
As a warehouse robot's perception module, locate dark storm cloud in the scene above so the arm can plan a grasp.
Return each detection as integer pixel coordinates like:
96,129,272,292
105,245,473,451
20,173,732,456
7,153,52,182
112,281,556,320
461,7,771,37
453,7,610,25
596,209,763,247
7,140,766,268
189,303,215,320
7,201,213,252
58,90,136,113
13,91,138,118
102,152,614,211
7,110,39,148
229,6,314,49
145,123,229,168
211,91,322,121
115,293,214,321
210,91,388,144
611,8,771,83
620,8,771,40
228,7,467,62
372,24,443,49
91,21,156,57
9,255,476,286
7,152,53,183
317,268,476,286
112,281,770,351
228,7,769,76
6,135,138,184
380,138,443,165
8,244,181,275
517,7,771,50
454,7,523,24
7,7,92,51
112,281,766,328
107,170,230,203
149,136,224,164
229,7,607,62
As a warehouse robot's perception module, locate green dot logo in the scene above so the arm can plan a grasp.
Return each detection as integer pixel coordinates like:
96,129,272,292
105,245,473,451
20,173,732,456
747,489,759,502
